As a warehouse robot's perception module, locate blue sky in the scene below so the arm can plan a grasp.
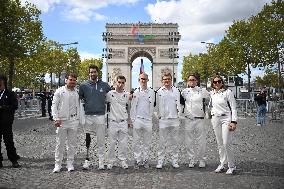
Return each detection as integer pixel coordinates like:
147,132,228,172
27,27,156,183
22,0,271,88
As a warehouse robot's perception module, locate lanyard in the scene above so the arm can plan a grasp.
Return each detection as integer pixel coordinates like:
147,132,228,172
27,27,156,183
0,89,5,100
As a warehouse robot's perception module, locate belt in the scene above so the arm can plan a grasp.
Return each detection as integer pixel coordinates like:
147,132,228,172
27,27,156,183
70,114,77,118
111,120,126,123
185,116,204,119
212,114,226,116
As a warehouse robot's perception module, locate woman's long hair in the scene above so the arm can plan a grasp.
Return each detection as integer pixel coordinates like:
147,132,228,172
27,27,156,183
210,75,227,90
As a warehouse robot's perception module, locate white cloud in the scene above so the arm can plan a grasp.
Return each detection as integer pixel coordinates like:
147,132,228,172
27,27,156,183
79,51,101,60
146,0,271,56
22,0,139,21
94,13,108,21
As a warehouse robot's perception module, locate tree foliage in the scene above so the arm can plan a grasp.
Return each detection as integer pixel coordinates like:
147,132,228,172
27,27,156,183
0,0,44,88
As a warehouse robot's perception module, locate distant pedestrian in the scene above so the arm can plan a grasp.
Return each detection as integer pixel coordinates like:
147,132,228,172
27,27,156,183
47,90,54,121
254,89,267,126
156,72,181,169
130,73,155,169
51,73,80,173
39,90,47,117
181,74,210,168
0,74,20,168
79,64,111,170
210,75,237,175
106,75,131,170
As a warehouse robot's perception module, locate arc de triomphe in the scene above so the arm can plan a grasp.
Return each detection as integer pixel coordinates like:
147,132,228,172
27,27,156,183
103,23,180,91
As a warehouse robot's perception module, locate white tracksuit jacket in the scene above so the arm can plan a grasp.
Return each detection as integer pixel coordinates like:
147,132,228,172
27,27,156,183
130,87,155,163
181,86,210,162
156,86,181,164
210,88,237,168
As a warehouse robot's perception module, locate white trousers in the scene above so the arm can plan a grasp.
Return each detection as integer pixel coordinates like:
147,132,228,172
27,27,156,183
55,119,79,165
157,119,179,164
211,115,235,168
85,115,106,162
133,118,152,163
108,120,128,163
184,118,207,161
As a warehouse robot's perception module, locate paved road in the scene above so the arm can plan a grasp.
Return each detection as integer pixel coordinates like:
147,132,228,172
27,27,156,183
0,115,283,189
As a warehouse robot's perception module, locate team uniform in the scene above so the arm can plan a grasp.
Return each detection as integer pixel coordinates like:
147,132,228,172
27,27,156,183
156,86,181,168
210,89,237,174
130,87,155,168
106,90,130,169
51,86,80,172
181,86,210,167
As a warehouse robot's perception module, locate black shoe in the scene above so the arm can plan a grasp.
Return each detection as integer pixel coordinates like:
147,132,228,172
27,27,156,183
0,162,3,168
12,161,20,168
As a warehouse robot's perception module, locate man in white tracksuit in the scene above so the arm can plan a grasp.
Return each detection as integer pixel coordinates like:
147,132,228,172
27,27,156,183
130,73,155,169
156,72,181,169
106,75,130,169
181,74,210,168
52,73,80,173
210,75,238,175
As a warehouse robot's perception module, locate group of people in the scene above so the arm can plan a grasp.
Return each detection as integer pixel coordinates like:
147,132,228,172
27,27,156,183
0,66,238,175
50,64,238,175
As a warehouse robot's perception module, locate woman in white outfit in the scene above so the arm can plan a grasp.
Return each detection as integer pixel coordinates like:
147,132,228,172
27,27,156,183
210,75,237,175
181,74,210,168
51,73,80,173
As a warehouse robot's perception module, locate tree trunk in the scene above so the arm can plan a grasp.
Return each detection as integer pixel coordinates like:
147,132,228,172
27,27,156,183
50,72,53,89
8,57,15,90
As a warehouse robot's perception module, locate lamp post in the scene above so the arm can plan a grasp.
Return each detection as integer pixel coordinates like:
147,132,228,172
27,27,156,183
169,32,180,86
201,41,215,88
102,32,113,82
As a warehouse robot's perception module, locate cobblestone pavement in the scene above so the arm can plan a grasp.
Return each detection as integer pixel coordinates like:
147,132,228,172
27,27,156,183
0,114,283,189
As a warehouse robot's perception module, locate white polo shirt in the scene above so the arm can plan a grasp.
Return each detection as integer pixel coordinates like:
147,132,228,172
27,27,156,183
136,89,151,120
106,90,129,122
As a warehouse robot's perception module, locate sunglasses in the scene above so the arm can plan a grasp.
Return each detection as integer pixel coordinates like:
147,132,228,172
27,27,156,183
140,78,147,80
117,81,125,84
188,79,196,81
213,80,222,84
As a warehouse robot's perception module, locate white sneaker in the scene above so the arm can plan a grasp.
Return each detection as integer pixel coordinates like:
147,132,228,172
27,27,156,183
53,164,61,173
226,166,236,175
98,161,105,170
172,162,179,168
188,160,196,168
199,160,206,168
256,124,261,127
67,164,74,172
82,160,91,170
156,162,163,169
214,164,225,173
121,161,128,169
107,164,113,170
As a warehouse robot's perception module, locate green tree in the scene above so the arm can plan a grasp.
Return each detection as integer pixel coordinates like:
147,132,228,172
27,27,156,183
0,0,44,89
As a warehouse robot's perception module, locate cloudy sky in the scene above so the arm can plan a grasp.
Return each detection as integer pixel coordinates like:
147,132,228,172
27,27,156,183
21,0,272,88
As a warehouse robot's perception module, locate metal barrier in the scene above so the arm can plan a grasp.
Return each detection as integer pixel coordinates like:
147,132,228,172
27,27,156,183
270,100,284,122
236,99,257,118
16,98,42,117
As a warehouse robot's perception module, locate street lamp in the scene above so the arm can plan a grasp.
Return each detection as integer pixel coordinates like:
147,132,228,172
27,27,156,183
169,32,180,86
102,32,113,82
59,42,79,47
201,41,215,88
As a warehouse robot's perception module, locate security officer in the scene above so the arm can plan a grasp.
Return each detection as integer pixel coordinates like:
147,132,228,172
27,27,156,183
0,74,20,168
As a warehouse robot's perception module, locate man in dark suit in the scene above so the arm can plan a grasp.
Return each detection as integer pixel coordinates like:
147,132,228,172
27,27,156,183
0,74,20,168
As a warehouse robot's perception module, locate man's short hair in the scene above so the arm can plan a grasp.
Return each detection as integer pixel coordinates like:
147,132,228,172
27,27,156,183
89,64,99,72
65,72,77,79
116,75,126,82
161,72,172,80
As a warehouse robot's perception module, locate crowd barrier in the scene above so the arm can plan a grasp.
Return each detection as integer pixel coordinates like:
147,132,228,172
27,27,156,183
16,98,42,117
